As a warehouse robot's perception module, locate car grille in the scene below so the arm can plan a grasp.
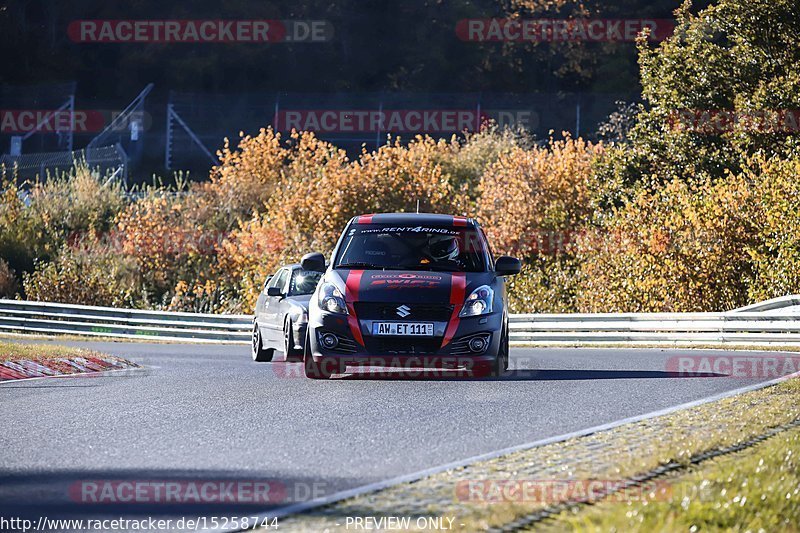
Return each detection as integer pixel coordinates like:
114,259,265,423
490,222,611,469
364,336,443,355
334,336,359,354
317,330,358,354
354,302,453,322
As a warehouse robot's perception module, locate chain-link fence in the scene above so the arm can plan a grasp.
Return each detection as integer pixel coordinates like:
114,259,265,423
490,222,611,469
165,91,639,172
0,144,128,185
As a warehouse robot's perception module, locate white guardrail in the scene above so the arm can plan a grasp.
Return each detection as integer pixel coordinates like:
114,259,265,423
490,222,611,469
1,296,800,346
0,299,252,344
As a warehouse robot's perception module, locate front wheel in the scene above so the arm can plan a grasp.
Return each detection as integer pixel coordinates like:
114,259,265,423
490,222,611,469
492,325,510,376
284,319,303,362
252,323,275,362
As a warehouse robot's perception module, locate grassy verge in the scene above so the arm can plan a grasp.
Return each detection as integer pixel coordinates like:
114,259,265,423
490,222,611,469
548,425,800,532
0,339,112,362
0,339,140,379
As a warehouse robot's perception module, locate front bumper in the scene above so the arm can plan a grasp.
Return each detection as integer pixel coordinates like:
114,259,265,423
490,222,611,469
307,309,503,370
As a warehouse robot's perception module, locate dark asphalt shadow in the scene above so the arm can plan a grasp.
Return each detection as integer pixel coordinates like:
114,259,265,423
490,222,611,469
334,368,727,381
0,469,349,521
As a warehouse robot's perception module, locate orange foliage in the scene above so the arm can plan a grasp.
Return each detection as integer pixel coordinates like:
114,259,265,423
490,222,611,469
192,128,287,230
217,216,287,312
476,134,602,257
575,175,756,312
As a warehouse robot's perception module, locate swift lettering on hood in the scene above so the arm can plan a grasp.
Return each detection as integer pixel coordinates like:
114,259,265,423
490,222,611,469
369,273,444,289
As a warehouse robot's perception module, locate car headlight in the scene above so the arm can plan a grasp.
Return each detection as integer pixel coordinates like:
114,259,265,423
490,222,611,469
459,285,494,317
318,282,348,314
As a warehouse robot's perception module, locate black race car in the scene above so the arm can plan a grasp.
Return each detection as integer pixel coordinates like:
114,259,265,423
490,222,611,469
299,213,521,379
252,264,323,362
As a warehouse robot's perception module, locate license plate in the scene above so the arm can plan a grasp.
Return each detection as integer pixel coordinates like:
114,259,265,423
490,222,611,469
372,322,434,336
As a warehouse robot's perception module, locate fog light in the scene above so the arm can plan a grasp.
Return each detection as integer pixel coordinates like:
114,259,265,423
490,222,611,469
320,333,339,349
468,336,488,353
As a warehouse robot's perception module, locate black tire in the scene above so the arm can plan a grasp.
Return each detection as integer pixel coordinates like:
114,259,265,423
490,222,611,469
501,322,510,371
303,331,332,379
284,319,303,361
251,323,274,362
487,325,509,377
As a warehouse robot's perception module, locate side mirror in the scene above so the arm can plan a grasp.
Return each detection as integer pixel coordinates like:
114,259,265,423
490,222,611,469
301,252,326,273
267,287,284,297
495,256,522,276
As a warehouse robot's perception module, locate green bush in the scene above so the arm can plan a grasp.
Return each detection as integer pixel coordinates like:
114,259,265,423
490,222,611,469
744,155,800,302
507,257,580,314
574,174,756,312
22,241,140,308
0,258,18,299
596,0,800,190
0,166,126,282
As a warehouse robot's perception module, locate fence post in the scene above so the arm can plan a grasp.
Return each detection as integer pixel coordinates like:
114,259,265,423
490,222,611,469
165,103,173,170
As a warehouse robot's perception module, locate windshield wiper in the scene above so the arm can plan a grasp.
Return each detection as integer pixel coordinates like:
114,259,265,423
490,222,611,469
336,262,386,270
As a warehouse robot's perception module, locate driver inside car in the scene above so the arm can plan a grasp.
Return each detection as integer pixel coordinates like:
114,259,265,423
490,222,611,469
424,234,461,267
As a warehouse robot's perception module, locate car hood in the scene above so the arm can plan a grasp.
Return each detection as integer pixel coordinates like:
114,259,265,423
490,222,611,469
327,269,494,304
285,295,311,311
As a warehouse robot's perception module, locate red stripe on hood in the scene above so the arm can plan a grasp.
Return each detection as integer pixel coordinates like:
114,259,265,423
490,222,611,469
441,272,466,347
452,216,467,227
357,214,374,224
345,270,365,346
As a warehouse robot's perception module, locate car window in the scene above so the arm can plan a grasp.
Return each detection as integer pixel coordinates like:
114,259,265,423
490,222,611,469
335,224,488,272
266,270,281,289
289,270,323,296
269,269,290,293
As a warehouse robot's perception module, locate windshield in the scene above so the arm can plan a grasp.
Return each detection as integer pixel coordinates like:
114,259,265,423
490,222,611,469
334,224,488,272
289,270,323,296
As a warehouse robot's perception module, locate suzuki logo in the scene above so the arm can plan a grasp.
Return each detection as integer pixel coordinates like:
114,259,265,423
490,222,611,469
396,305,411,318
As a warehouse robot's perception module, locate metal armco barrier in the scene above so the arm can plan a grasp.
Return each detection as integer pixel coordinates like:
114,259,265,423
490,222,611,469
508,313,800,345
1,296,799,346
509,295,800,346
0,299,252,344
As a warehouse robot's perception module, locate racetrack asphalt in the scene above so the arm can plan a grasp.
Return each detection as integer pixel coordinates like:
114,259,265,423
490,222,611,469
0,340,786,531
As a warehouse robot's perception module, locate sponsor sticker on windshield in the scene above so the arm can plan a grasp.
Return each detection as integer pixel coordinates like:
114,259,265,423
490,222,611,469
356,226,460,235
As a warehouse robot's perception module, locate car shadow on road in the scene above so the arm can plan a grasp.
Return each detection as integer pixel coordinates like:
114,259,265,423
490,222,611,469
0,468,343,520
334,368,728,381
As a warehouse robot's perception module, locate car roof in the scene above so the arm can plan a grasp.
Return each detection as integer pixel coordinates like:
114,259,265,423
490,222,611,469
273,264,301,272
350,213,476,227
